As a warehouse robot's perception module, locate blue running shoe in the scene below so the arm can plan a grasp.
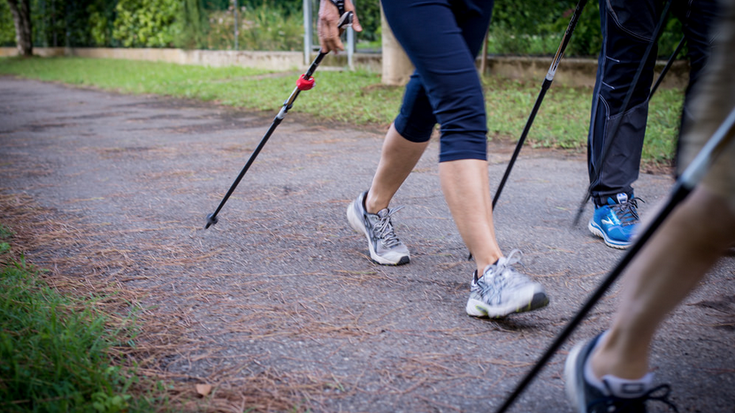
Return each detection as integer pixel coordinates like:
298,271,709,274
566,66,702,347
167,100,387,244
588,193,642,249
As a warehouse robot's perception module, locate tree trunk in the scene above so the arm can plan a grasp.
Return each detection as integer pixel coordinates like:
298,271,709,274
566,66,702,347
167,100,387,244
6,0,33,57
380,5,413,86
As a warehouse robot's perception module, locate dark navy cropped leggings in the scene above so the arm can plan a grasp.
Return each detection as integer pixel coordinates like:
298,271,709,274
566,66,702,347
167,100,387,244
381,0,494,162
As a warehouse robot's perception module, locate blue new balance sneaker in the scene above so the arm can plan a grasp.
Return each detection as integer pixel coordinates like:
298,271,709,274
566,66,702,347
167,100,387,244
588,193,641,249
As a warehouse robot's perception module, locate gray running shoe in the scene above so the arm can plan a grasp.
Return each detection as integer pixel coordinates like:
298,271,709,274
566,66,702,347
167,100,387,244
565,333,678,412
465,250,549,318
346,191,410,265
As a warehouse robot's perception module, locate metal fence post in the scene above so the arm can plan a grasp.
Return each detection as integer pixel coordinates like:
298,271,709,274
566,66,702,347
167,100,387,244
233,0,239,50
303,0,313,66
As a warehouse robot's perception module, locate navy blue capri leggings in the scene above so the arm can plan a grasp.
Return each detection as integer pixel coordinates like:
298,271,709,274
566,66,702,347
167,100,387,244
381,0,494,162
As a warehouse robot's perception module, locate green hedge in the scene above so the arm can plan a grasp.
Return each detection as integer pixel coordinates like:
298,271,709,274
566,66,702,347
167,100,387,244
0,0,686,57
0,2,13,47
489,0,685,57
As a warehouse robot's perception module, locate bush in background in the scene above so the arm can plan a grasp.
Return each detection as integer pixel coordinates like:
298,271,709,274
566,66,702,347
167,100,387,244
206,2,302,51
177,0,209,49
0,1,15,46
112,0,179,48
0,0,688,57
489,0,684,58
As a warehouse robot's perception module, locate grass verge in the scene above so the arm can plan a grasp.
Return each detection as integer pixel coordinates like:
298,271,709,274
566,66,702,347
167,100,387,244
0,56,683,166
0,224,163,412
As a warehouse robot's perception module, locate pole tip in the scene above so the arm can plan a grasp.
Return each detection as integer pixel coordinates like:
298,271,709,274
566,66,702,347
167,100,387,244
205,213,218,229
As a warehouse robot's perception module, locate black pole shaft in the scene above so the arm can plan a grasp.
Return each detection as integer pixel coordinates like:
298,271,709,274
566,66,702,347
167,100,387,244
205,112,287,228
650,36,686,97
205,51,328,229
492,79,551,209
495,106,735,413
492,0,588,209
467,0,588,260
494,183,689,413
204,9,354,229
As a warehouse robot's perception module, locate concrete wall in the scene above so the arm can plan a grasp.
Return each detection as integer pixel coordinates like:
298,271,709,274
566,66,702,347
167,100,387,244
0,47,690,89
0,47,306,71
485,56,690,89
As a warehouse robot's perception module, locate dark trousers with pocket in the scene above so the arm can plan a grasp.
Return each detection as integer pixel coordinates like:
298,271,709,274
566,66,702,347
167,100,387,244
588,0,718,206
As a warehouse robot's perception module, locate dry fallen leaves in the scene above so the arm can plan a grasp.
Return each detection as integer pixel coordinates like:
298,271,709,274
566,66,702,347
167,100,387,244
196,383,213,397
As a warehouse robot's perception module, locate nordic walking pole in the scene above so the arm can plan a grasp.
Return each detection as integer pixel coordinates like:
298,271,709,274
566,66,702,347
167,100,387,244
650,36,686,97
572,0,674,226
492,0,588,209
495,106,735,413
205,9,353,229
467,0,588,260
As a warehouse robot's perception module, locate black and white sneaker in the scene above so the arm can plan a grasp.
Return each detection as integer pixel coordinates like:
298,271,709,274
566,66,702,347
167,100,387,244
465,250,549,318
346,191,410,265
565,333,678,412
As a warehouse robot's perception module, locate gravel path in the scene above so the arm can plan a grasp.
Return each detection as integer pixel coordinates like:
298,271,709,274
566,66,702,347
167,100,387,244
1,77,733,412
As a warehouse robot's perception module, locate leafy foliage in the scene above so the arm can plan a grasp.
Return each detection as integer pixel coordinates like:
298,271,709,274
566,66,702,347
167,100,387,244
0,1,15,46
489,0,685,57
0,0,688,56
177,0,209,49
206,3,303,51
87,0,119,47
112,0,180,47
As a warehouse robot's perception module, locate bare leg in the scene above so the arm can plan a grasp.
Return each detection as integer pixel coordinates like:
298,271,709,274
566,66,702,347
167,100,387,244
590,186,735,380
365,123,430,213
365,125,504,273
439,159,503,272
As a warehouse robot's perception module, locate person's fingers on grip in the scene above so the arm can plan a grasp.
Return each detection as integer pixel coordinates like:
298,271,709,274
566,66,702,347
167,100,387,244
319,22,343,52
345,0,362,32
318,0,343,52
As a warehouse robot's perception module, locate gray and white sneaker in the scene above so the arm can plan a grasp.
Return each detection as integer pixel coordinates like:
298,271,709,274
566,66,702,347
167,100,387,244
346,191,410,265
466,250,549,318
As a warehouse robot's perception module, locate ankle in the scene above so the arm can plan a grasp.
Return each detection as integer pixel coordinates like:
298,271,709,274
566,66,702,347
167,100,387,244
365,191,389,215
590,331,650,381
475,252,503,274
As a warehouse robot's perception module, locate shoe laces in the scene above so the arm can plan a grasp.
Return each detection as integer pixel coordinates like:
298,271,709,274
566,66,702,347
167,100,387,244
478,250,530,301
374,206,404,248
610,197,643,226
588,382,678,413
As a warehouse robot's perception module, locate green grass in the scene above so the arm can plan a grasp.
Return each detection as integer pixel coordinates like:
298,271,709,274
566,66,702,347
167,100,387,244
0,56,684,165
0,225,161,412
484,76,683,165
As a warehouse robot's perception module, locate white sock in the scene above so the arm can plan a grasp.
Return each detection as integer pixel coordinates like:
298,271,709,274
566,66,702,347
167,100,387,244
583,331,654,398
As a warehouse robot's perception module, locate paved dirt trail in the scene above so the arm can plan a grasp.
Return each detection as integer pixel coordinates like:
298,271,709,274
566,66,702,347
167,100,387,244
1,77,734,412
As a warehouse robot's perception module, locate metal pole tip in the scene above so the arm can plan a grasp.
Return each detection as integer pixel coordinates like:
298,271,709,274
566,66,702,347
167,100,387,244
205,213,218,229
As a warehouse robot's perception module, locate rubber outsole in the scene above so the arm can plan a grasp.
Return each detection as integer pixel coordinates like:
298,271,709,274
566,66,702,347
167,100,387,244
588,221,630,250
564,339,590,413
466,291,549,318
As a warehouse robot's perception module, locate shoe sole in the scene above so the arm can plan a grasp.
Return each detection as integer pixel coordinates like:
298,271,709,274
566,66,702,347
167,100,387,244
466,291,549,318
564,335,603,413
564,339,589,413
347,199,410,266
588,220,630,250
